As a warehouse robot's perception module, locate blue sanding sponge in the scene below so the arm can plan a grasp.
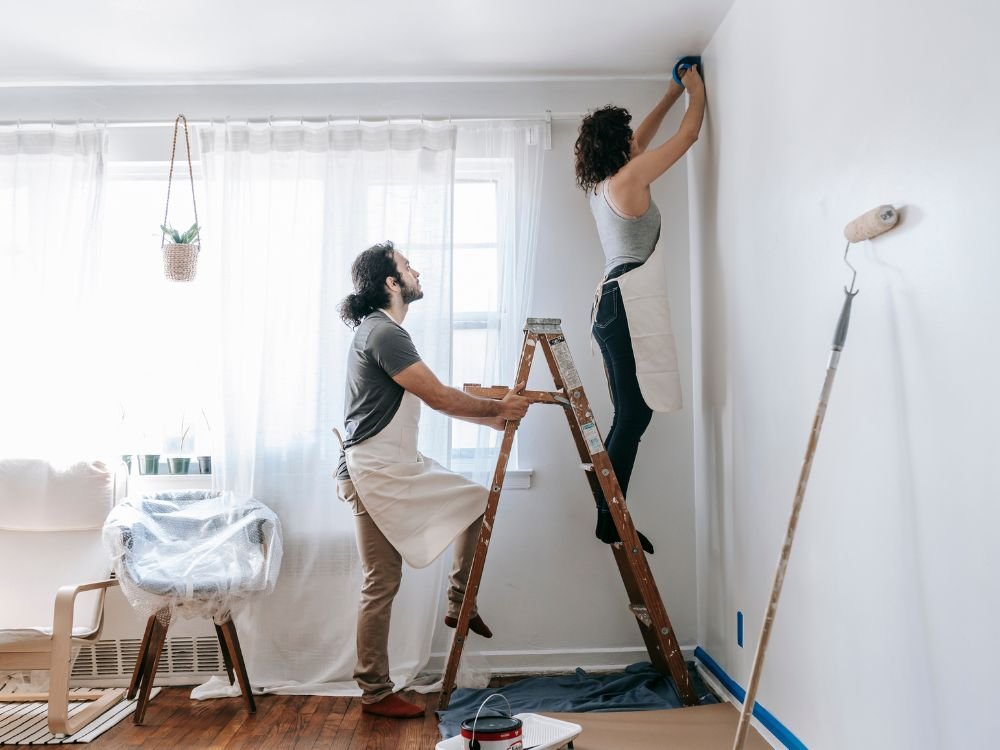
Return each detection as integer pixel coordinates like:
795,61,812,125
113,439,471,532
672,55,702,86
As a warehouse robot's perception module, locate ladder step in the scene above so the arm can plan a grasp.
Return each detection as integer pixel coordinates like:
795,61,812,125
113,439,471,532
525,317,563,334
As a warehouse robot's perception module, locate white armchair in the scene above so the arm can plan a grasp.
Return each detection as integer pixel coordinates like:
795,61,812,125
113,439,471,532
0,459,124,736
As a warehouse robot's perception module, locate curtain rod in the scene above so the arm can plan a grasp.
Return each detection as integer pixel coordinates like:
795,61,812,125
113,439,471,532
1,113,584,129
109,113,584,128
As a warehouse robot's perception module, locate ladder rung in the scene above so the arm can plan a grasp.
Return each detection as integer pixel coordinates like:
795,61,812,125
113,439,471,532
463,384,569,405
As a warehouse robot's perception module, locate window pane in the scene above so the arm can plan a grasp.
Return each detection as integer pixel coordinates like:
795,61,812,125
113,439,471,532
454,245,498,315
99,168,215,456
454,181,497,245
450,328,499,463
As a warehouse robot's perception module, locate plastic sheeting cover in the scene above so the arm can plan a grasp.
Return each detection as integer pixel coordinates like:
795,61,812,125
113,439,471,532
102,490,282,623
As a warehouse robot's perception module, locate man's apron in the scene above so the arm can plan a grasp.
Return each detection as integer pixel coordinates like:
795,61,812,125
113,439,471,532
345,391,488,569
593,243,683,413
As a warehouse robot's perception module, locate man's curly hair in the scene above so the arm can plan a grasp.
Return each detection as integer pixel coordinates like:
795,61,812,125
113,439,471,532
574,105,633,193
338,241,401,328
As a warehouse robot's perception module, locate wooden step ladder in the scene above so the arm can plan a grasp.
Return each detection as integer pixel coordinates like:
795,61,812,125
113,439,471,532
438,317,698,710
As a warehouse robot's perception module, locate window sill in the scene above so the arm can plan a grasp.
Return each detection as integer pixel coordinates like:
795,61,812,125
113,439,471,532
126,472,213,493
457,468,533,490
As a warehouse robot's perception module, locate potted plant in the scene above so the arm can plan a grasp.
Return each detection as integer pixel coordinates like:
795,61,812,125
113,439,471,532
137,426,160,475
167,418,191,475
117,404,133,474
196,408,212,475
160,222,201,282
138,452,160,475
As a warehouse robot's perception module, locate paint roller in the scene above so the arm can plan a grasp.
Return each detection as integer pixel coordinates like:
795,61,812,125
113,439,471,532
844,204,899,243
732,205,900,750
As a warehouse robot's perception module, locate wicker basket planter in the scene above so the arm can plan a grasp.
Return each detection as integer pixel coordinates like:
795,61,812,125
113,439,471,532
162,242,200,281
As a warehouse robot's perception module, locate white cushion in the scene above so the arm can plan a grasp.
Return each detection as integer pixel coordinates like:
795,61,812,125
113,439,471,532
0,529,111,635
0,459,113,531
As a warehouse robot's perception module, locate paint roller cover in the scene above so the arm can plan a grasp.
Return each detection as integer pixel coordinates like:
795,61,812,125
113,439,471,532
843,204,899,242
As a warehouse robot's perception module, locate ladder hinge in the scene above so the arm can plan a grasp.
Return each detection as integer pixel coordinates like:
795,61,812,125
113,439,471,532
629,605,653,628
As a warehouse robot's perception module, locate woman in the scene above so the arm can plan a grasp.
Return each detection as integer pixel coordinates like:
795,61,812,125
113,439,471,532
575,65,706,552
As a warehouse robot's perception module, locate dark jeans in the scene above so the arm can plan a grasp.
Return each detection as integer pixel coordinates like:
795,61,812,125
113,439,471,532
592,262,653,500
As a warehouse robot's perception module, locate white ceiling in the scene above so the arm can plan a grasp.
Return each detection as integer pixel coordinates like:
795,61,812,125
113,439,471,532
2,0,734,85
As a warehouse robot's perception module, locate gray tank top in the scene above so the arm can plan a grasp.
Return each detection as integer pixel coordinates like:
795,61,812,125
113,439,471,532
589,180,661,274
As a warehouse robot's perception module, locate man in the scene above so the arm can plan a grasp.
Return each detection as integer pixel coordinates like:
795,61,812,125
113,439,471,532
335,241,531,718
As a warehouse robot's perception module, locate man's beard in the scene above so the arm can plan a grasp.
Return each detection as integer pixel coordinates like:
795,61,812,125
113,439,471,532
401,281,423,304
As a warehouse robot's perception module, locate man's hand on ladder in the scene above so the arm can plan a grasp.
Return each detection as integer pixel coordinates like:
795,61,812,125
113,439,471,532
496,381,531,422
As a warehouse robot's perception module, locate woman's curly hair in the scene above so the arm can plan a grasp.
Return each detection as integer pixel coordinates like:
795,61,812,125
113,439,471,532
574,105,633,193
338,241,401,328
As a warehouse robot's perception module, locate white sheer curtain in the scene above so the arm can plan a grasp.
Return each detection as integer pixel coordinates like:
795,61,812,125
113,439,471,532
454,121,545,482
0,124,109,459
198,119,456,694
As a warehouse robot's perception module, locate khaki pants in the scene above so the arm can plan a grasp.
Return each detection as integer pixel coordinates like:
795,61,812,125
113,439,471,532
337,478,483,703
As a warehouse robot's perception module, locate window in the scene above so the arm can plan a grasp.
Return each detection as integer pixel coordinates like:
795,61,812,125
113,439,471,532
100,162,215,459
450,162,506,470
101,157,511,469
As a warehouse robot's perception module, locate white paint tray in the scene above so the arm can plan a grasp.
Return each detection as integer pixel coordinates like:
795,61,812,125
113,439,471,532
436,712,582,750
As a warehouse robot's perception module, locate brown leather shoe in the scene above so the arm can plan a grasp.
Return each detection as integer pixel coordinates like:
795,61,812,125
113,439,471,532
444,613,493,639
361,693,425,719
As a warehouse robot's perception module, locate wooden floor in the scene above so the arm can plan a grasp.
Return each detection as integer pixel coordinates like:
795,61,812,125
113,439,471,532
8,688,448,749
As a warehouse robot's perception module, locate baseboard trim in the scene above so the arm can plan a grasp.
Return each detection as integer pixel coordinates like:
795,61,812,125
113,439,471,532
694,647,807,750
425,644,698,675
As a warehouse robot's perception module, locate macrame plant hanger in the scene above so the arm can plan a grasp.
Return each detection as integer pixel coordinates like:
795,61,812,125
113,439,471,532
160,115,200,282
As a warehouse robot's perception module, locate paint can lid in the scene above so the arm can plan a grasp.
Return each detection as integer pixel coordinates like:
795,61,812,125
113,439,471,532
460,715,523,739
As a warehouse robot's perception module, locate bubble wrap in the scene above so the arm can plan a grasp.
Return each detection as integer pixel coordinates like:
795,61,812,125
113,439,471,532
102,490,283,623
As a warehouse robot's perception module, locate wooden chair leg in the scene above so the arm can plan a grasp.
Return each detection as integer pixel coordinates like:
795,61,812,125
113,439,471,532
220,618,256,713
214,623,235,685
127,615,158,700
133,610,170,725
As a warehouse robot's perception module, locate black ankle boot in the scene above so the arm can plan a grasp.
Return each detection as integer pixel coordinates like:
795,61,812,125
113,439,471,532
595,509,654,554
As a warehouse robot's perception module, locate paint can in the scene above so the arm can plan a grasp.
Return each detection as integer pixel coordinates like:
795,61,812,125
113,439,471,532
460,694,523,750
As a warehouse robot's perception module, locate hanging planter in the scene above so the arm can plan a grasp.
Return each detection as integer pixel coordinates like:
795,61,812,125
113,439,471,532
160,114,201,282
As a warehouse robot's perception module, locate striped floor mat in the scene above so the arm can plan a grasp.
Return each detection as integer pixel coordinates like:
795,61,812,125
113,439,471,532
0,687,160,744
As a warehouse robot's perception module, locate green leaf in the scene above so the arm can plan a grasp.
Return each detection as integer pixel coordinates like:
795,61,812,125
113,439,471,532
160,224,184,243
180,223,201,244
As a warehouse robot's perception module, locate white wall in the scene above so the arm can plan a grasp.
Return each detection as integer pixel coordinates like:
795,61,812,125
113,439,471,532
690,0,1000,747
1,80,699,671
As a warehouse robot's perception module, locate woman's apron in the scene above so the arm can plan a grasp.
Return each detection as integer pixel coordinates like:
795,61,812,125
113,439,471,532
345,391,488,569
592,243,683,413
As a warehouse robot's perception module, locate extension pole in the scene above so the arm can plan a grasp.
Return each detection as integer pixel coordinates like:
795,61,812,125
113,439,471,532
732,288,857,749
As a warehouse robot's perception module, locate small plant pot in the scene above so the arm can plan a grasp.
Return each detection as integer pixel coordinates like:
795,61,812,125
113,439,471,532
163,243,200,282
121,454,133,473
167,457,191,475
138,454,160,475
197,456,212,474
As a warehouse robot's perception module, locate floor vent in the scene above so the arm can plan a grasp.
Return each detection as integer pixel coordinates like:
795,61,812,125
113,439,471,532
71,637,224,679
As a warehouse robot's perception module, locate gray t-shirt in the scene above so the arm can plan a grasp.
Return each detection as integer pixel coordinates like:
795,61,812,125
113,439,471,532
336,310,422,479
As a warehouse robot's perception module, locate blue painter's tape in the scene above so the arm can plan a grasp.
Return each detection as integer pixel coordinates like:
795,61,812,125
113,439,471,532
694,646,808,750
672,55,702,86
737,611,744,648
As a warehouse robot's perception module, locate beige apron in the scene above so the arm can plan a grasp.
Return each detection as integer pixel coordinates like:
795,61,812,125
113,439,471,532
345,391,488,569
593,243,683,413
